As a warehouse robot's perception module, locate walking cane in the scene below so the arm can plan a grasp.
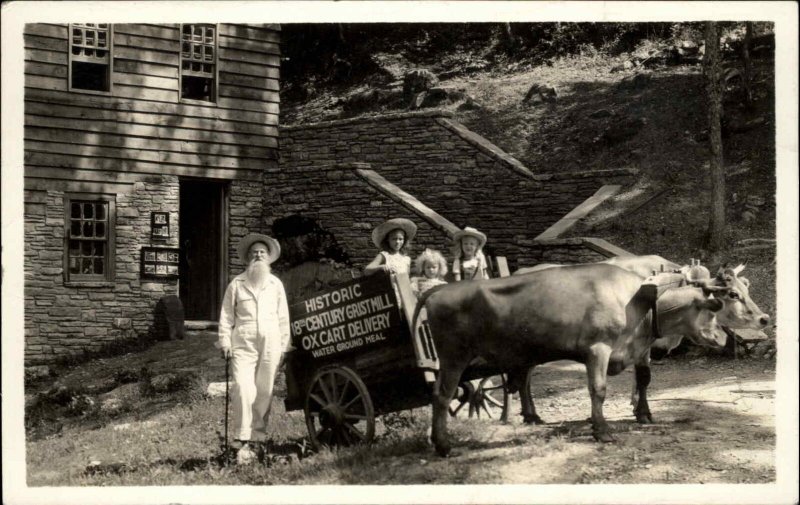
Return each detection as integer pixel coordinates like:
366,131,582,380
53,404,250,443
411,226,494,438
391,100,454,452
224,354,230,457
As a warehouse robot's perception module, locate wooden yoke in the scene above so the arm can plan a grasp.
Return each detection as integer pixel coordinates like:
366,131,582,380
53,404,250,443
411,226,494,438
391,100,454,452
639,271,686,340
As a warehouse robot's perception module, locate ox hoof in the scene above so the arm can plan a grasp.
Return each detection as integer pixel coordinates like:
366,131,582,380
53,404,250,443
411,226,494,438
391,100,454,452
592,431,615,443
523,414,545,425
636,413,654,424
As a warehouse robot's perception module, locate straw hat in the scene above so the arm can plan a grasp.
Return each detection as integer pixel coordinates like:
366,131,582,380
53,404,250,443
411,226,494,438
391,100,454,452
371,218,417,249
237,233,281,264
453,226,487,248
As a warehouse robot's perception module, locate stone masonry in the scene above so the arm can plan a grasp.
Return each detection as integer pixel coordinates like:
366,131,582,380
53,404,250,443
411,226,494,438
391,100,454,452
276,111,635,270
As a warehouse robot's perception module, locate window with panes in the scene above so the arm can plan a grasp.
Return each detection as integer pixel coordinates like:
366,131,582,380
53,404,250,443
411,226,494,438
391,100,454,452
180,24,217,102
64,196,115,282
69,23,112,93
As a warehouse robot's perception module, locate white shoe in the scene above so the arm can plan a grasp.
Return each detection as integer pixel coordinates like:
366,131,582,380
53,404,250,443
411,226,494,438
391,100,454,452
236,443,256,465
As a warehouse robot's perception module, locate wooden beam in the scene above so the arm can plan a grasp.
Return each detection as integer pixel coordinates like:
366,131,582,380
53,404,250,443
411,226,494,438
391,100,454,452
534,185,623,240
113,59,179,79
24,23,68,39
218,24,281,43
113,72,178,91
219,47,280,68
114,24,180,40
218,35,280,56
218,59,279,79
219,84,280,101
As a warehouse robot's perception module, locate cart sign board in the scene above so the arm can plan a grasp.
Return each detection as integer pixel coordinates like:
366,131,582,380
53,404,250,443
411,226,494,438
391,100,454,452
289,272,404,361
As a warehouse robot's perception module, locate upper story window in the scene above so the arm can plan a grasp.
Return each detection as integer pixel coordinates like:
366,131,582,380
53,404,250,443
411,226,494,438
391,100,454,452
180,24,217,102
69,24,112,93
64,195,116,283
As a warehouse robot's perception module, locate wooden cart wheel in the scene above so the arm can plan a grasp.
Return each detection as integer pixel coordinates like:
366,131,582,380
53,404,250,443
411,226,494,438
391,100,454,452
449,375,510,421
473,375,510,422
304,366,375,450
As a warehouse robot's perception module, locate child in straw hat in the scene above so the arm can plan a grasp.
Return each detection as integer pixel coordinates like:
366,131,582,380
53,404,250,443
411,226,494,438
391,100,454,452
364,218,417,276
452,226,490,281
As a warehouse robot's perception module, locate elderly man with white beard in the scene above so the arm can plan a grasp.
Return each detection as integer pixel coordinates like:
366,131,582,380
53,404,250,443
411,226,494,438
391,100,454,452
217,233,291,464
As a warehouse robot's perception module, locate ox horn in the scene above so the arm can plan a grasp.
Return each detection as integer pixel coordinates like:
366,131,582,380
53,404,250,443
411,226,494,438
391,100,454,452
732,263,747,275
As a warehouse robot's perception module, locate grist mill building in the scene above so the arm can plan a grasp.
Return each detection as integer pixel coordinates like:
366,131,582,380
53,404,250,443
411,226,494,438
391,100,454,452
23,23,280,365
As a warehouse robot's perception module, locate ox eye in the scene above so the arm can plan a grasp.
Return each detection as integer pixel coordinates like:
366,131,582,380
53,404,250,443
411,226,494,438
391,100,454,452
729,291,740,300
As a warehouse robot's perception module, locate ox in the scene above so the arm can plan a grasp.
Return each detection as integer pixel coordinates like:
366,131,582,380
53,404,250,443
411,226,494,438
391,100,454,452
416,263,727,456
513,256,770,424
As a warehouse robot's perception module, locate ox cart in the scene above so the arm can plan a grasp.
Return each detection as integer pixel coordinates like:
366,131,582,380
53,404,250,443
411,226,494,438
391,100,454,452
283,260,511,449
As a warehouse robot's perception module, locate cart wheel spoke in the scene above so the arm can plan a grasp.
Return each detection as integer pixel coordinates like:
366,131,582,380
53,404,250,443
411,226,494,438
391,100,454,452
485,395,505,408
305,366,375,450
338,380,351,405
308,393,327,409
326,371,339,402
318,375,334,403
344,422,367,441
481,400,496,418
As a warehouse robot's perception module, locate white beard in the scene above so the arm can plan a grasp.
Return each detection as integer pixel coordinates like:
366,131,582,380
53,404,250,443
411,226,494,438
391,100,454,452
246,260,271,289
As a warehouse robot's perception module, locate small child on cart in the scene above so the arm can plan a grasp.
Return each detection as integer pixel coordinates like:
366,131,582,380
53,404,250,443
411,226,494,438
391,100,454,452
410,248,448,299
452,226,490,281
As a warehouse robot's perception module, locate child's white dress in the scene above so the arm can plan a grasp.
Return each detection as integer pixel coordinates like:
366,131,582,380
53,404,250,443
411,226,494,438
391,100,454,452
380,251,411,308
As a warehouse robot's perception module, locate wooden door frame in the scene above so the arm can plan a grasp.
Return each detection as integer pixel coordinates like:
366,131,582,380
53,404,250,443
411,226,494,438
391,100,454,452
179,177,229,320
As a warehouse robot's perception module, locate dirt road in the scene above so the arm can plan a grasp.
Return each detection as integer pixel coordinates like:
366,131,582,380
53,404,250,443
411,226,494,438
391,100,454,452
393,357,776,485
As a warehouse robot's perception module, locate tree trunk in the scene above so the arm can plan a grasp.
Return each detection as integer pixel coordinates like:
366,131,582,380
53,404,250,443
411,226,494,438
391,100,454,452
742,22,754,107
704,21,726,251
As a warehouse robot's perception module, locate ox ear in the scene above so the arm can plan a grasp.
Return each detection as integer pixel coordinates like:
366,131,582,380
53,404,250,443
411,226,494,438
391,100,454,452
698,296,724,312
733,263,747,276
739,276,751,288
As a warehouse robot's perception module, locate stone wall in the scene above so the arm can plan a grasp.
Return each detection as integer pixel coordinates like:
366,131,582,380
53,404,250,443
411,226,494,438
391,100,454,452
277,111,634,271
228,179,267,278
263,165,450,270
24,178,180,365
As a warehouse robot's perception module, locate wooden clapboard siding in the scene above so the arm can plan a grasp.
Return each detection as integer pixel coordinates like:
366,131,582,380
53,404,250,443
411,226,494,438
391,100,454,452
25,61,68,79
25,177,135,195
219,35,280,56
218,46,280,68
25,88,278,125
115,33,180,52
25,126,277,159
23,23,280,186
219,24,281,43
26,152,261,181
113,59,179,78
24,23,69,40
25,101,278,137
115,24,180,39
24,34,68,53
26,48,68,65
113,71,178,91
26,139,270,171
26,114,277,148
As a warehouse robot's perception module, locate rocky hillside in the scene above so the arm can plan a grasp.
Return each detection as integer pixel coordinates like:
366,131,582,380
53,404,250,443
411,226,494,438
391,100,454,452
280,23,777,338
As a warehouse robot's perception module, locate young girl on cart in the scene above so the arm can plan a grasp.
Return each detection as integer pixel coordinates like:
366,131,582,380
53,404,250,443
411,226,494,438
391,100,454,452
452,226,490,281
410,248,448,299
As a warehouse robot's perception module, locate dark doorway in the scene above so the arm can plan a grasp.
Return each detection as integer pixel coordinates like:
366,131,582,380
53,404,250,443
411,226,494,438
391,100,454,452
179,179,227,320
